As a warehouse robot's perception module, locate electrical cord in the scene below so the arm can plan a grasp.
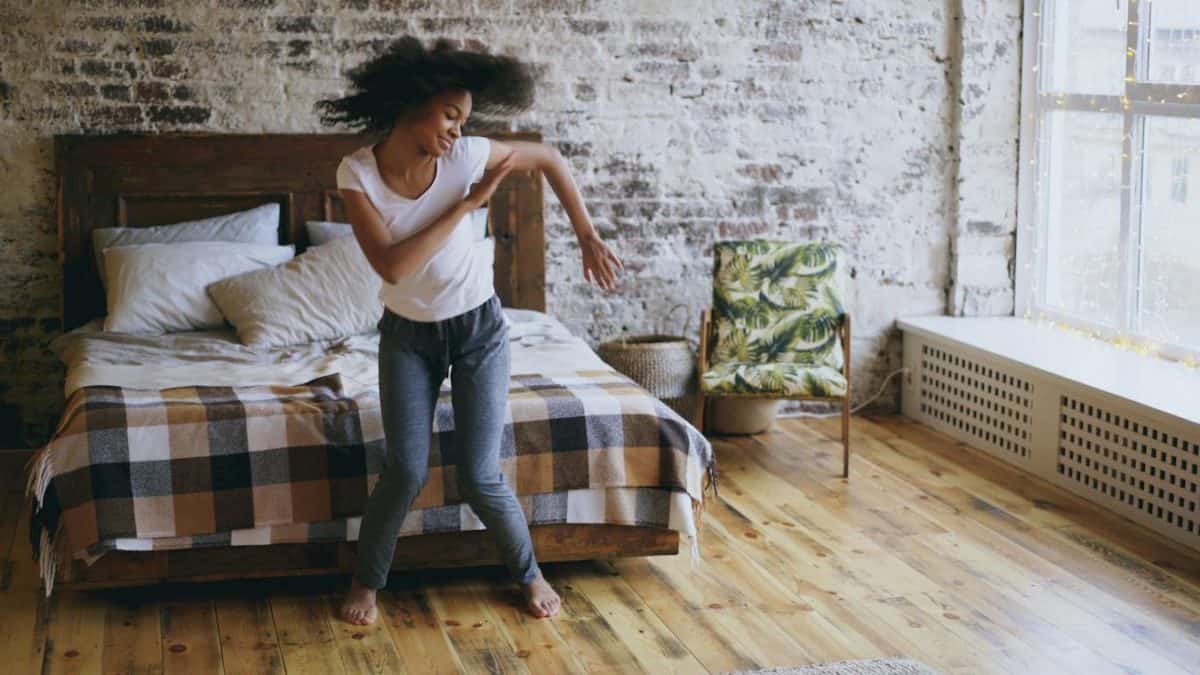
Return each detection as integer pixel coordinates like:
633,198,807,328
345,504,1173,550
774,367,912,419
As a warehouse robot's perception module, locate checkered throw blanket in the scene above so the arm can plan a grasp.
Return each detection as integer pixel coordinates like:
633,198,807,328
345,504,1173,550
28,369,717,590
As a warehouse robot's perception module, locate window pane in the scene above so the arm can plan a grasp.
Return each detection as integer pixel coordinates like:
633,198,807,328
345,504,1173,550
1045,0,1129,95
1147,0,1200,85
1139,116,1200,347
1041,110,1124,324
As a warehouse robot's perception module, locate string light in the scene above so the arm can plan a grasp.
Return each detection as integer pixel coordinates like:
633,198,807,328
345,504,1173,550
1023,311,1195,367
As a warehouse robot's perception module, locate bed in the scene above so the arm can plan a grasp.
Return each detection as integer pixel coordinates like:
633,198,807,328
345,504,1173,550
27,131,717,593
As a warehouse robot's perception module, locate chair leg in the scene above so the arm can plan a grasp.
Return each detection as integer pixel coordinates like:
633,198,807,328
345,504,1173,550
695,307,710,436
840,312,852,479
841,393,850,478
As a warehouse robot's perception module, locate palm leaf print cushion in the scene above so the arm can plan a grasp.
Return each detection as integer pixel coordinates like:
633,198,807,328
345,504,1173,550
702,240,847,398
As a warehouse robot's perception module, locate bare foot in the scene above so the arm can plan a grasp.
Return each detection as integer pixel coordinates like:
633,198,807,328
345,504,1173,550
340,578,378,625
522,570,561,618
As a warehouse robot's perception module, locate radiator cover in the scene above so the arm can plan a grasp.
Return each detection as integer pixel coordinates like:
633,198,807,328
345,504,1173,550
902,333,1199,551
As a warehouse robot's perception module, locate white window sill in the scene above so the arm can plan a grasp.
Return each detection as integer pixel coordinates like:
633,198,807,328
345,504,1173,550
896,316,1200,426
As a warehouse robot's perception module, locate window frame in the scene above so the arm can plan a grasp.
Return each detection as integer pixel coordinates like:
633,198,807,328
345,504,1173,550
1015,0,1200,363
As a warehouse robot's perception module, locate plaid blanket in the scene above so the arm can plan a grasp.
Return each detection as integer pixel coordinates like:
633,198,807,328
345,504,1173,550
28,369,717,591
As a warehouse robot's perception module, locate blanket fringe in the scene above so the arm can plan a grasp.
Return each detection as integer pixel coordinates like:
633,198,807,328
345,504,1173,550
688,452,719,569
27,389,84,508
25,444,60,595
704,456,719,500
24,445,55,509
689,492,706,568
689,502,702,568
38,525,58,597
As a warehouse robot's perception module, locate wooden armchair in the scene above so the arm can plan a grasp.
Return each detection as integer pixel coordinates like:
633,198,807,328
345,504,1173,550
694,240,852,478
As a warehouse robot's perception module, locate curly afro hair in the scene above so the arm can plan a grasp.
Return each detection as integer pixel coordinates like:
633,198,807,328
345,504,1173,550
315,36,536,137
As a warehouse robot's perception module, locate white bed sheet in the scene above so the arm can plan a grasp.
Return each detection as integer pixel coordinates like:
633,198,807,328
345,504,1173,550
50,308,610,397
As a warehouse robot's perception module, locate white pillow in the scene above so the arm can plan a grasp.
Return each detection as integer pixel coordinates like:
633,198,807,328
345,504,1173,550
103,241,296,335
93,203,280,288
206,234,383,349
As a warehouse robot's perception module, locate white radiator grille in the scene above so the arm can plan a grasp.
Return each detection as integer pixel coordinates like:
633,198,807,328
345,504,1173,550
917,343,1033,461
903,332,1200,552
1059,395,1199,537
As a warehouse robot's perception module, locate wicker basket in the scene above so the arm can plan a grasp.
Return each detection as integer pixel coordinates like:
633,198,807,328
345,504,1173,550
709,398,782,435
597,304,696,420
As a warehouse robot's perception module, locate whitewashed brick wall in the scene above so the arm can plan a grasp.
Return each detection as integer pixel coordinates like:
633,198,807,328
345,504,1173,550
0,0,1021,446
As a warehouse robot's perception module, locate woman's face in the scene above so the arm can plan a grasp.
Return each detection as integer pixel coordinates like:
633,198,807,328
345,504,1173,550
407,88,473,157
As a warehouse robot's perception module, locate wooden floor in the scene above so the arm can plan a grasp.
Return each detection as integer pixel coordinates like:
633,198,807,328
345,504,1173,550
3,413,1200,674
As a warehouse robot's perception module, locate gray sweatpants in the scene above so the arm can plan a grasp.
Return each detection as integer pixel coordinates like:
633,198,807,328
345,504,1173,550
355,293,540,589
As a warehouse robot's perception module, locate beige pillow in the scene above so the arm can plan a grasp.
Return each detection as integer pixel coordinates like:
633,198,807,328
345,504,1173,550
206,234,383,349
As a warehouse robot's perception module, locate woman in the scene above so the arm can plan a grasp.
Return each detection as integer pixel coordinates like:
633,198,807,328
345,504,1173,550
315,37,623,625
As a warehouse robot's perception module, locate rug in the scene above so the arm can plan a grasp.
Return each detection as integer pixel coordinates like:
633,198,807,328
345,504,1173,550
722,657,943,675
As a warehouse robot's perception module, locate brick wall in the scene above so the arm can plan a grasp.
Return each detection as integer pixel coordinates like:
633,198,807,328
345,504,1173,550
0,0,1021,448
950,0,1022,317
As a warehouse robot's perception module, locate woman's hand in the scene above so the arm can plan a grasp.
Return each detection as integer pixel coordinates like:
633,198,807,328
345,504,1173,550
465,151,516,210
579,232,624,291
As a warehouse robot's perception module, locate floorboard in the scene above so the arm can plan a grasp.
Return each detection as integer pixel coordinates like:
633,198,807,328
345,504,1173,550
4,414,1199,674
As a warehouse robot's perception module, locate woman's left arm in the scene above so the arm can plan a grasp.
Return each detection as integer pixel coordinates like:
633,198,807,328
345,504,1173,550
485,139,624,291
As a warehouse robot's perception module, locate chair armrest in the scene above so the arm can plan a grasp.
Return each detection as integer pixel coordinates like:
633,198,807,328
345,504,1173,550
698,308,711,374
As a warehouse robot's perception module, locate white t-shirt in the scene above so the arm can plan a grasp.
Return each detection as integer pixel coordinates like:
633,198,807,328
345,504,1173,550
336,136,495,322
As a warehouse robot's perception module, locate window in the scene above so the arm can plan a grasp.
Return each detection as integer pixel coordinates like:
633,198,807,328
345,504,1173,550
1017,0,1200,362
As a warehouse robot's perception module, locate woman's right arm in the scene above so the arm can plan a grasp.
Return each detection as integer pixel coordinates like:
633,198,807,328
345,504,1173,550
340,152,515,284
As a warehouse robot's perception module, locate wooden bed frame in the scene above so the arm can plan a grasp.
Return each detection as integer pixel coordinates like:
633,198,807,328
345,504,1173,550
52,132,679,588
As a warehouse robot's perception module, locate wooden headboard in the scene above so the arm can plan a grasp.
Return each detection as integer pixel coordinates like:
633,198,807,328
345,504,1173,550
55,132,546,332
